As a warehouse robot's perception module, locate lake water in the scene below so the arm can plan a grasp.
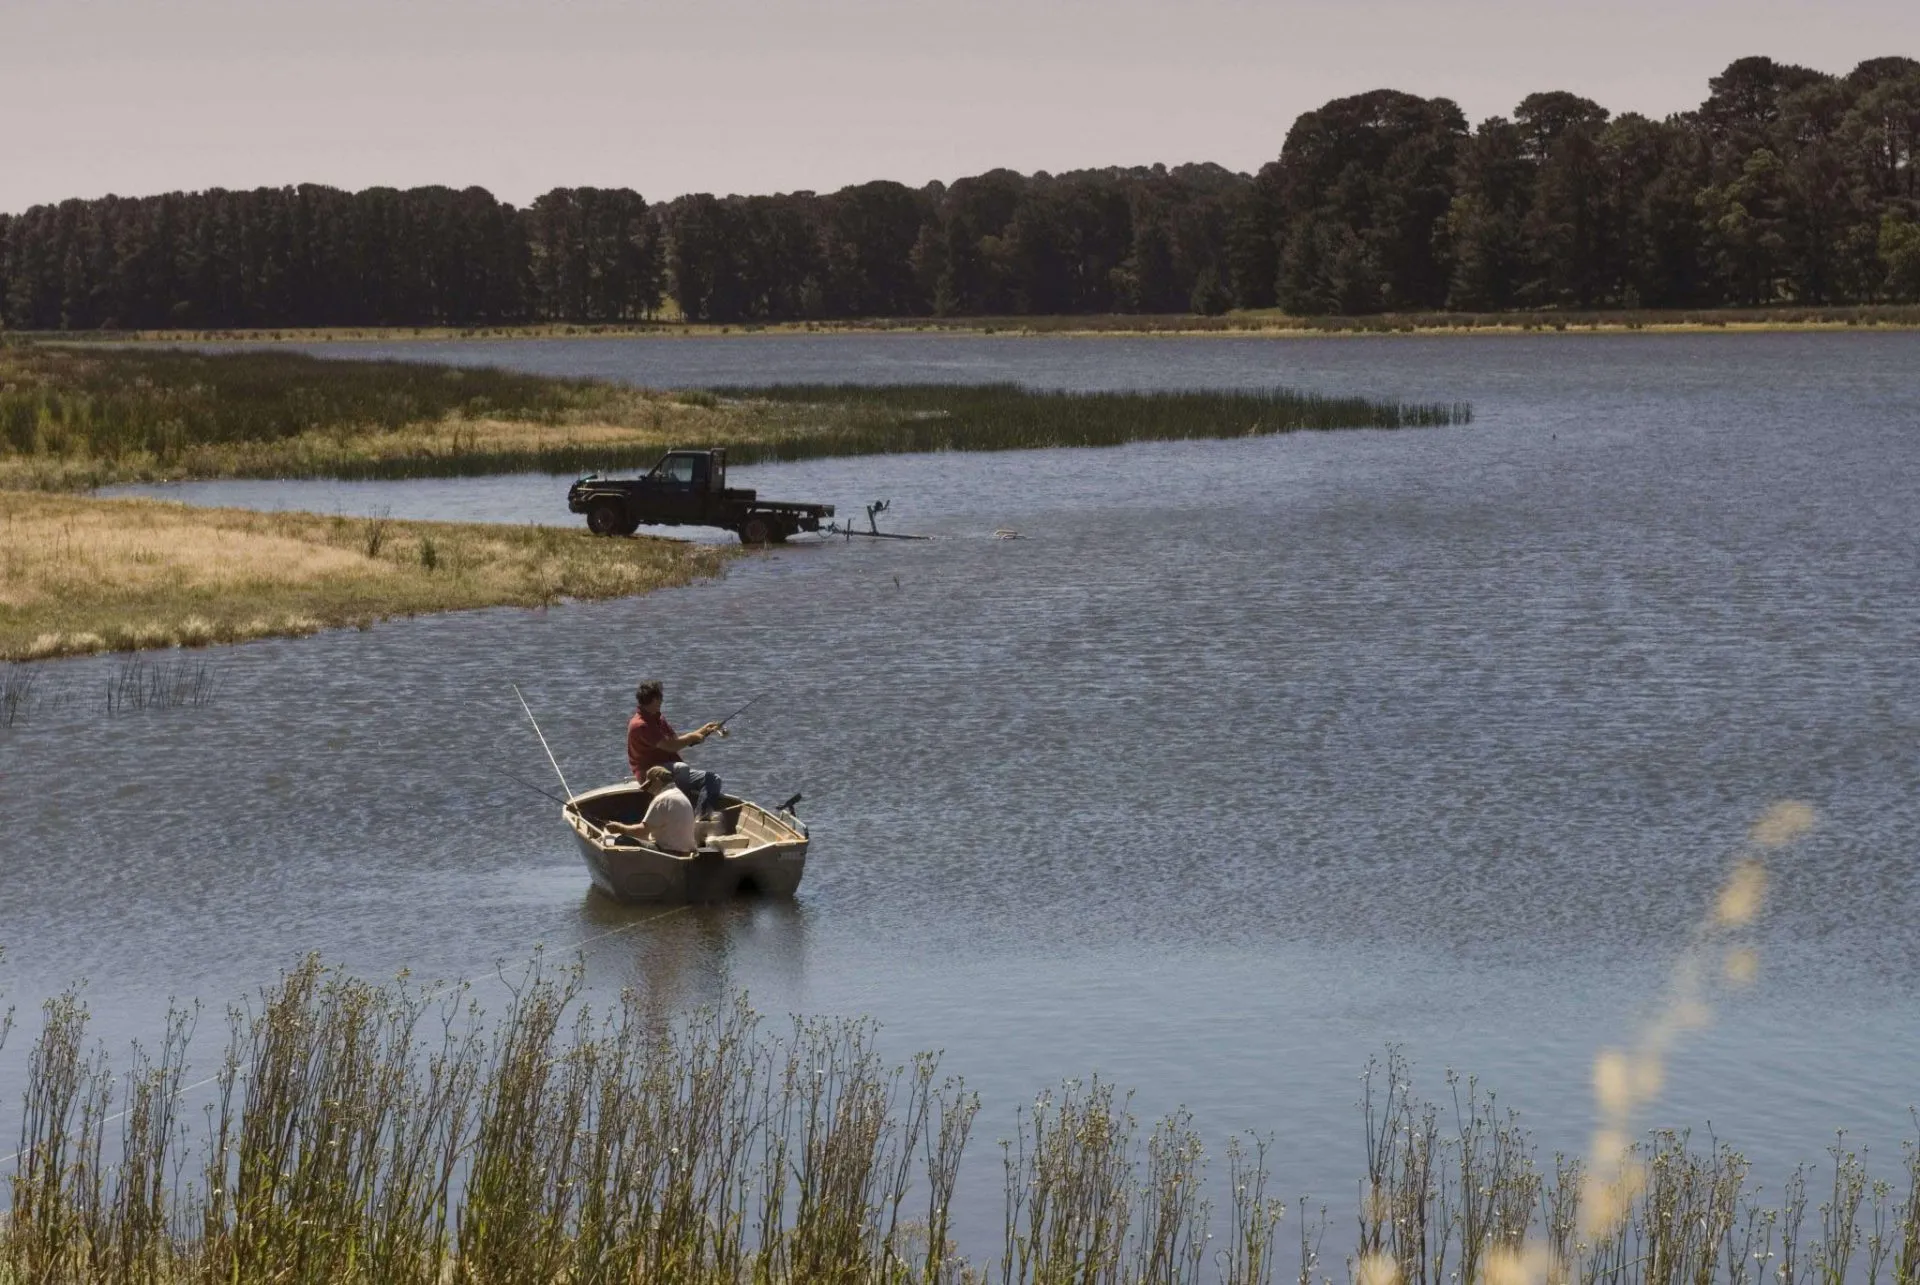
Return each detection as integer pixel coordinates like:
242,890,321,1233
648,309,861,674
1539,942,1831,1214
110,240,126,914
6,333,1920,1252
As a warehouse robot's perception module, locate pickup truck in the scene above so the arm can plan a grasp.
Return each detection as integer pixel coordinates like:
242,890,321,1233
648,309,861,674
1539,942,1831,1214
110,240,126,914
567,449,835,544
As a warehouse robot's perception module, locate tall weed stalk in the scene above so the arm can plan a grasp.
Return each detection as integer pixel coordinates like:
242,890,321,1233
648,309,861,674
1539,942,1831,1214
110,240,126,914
3,963,1918,1285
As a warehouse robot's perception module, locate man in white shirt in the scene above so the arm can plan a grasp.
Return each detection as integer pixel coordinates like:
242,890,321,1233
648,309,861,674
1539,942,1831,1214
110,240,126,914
603,765,698,853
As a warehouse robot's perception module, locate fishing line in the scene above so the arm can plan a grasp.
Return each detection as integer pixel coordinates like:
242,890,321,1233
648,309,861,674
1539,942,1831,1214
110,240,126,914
490,764,567,806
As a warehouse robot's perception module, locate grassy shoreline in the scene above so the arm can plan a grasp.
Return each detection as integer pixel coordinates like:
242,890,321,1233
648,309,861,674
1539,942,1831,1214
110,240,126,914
20,301,1920,343
0,491,735,662
0,345,1468,491
0,343,1464,659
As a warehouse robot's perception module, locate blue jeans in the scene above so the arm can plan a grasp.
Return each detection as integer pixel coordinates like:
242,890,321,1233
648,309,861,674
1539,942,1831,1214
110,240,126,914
670,763,724,813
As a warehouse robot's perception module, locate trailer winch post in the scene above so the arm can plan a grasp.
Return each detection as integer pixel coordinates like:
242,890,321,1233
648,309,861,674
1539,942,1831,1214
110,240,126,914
826,499,931,541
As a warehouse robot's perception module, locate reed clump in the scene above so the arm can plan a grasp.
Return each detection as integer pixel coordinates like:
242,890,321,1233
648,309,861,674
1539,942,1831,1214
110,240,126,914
0,344,1468,489
4,962,1918,1285
0,663,34,725
0,491,735,661
2,658,222,722
3,961,989,1285
102,657,221,714
1352,1049,1920,1285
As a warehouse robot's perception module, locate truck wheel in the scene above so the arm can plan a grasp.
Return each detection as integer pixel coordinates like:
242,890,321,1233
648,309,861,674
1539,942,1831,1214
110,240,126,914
740,516,773,545
586,499,628,536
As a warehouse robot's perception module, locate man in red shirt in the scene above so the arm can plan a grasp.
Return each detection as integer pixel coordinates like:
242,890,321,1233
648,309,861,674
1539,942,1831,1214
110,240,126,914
626,679,726,813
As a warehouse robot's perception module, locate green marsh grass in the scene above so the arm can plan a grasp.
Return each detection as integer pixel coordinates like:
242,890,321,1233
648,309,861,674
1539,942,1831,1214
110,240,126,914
0,344,639,488
710,384,1471,464
0,344,1469,488
0,344,615,457
243,380,1466,480
4,958,1918,1285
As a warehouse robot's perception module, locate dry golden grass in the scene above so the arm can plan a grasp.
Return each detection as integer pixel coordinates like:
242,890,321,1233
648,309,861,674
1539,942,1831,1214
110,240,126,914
0,491,736,661
0,410,780,491
262,401,756,467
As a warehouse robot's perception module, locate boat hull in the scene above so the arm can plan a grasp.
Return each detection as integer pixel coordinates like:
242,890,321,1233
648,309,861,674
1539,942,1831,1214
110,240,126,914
564,782,808,904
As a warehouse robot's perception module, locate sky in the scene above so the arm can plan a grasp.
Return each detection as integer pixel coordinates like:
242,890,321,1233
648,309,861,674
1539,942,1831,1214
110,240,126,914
4,0,1917,214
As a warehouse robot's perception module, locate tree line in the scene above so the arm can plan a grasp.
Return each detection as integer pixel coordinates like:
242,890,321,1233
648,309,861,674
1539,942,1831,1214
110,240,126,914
3,54,1917,329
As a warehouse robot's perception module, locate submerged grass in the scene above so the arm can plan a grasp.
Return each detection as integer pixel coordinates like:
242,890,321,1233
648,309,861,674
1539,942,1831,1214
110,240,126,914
0,344,1468,489
0,664,32,725
101,656,221,714
0,656,224,722
0,491,735,662
2,959,1917,1285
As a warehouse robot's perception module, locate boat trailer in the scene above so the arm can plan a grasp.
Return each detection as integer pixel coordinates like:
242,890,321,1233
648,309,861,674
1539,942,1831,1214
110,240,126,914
825,500,931,541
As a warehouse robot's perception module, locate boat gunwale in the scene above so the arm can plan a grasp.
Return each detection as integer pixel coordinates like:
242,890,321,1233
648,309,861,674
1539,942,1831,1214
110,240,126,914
563,781,807,859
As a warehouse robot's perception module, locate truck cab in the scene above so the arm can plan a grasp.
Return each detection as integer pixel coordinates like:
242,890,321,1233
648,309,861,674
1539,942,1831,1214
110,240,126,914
634,449,726,527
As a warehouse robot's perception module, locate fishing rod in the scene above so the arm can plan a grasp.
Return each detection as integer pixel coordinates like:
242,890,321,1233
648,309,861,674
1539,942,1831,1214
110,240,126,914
709,693,766,738
508,684,617,840
512,682,575,800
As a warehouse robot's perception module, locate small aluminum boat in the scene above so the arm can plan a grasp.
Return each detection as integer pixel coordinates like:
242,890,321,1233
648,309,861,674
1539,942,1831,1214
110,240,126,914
563,781,809,903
